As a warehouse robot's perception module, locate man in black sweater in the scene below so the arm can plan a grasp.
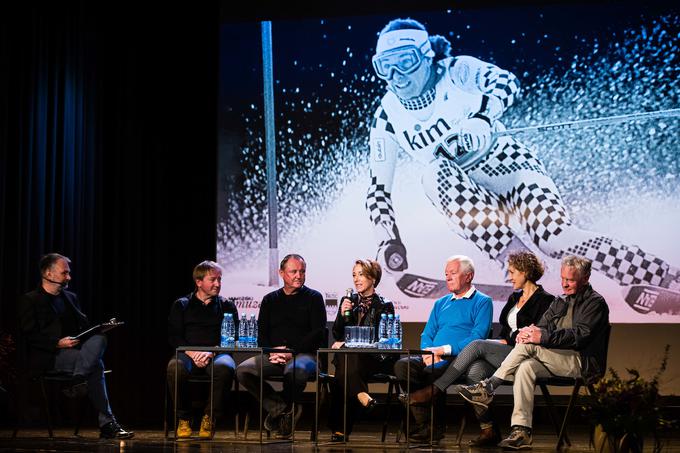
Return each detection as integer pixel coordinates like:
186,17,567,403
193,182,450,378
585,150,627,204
17,253,133,439
236,254,327,439
166,260,239,438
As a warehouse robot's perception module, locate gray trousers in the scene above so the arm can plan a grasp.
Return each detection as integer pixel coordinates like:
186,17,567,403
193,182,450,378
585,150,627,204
53,334,113,427
493,343,581,428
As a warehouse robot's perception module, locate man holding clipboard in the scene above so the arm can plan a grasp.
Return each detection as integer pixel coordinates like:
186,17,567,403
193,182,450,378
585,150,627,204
17,253,134,439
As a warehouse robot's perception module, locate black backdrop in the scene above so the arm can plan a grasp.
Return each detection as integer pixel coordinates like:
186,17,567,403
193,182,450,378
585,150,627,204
0,0,461,428
0,0,221,425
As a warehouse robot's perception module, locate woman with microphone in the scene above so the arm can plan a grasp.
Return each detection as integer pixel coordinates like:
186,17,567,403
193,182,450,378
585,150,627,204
327,259,396,442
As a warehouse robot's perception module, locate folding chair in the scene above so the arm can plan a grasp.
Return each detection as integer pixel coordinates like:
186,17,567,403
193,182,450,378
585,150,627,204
537,324,611,449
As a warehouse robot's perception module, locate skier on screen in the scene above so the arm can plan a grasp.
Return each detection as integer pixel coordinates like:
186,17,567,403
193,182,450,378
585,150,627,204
366,18,680,313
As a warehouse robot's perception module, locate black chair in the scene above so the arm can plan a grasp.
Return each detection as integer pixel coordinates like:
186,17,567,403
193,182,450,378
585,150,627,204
12,370,114,438
367,372,400,442
536,324,612,449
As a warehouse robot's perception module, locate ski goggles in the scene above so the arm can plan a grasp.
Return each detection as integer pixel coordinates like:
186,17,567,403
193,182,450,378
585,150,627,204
372,46,426,80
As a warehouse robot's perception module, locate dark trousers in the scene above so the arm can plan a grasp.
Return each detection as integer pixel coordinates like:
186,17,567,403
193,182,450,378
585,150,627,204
166,353,236,419
53,334,113,427
328,352,395,435
393,356,450,428
235,353,316,418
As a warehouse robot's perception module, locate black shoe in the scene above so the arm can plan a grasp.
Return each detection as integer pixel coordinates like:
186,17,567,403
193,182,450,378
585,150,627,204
264,412,281,433
62,375,88,399
409,425,445,443
100,421,135,439
330,432,348,442
275,405,303,439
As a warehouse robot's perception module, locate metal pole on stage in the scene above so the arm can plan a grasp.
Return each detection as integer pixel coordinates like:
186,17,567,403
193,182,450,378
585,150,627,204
261,21,279,286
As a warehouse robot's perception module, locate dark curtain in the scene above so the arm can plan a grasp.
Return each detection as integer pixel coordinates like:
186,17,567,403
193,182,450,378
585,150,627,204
0,1,219,425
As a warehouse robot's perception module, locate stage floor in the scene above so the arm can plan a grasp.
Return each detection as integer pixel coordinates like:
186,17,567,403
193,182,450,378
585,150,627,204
2,427,680,452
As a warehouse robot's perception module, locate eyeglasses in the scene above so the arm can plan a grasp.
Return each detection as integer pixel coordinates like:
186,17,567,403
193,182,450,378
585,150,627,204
372,46,425,81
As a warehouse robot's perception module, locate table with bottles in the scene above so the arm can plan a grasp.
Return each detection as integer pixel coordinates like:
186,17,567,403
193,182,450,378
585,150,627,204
313,319,436,448
170,312,295,442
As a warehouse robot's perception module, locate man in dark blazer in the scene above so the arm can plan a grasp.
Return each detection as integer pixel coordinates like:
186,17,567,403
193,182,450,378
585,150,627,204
17,253,133,439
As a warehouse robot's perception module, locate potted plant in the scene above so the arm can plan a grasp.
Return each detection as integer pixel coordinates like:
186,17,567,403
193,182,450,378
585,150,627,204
583,344,675,453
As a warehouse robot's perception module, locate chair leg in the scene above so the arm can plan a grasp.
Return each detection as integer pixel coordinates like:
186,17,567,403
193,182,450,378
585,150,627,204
455,408,467,446
539,383,570,446
163,382,170,439
39,378,54,438
381,380,395,442
243,412,249,439
556,384,581,449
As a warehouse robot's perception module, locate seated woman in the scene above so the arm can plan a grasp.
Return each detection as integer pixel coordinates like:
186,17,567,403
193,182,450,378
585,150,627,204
327,259,396,442
406,251,554,446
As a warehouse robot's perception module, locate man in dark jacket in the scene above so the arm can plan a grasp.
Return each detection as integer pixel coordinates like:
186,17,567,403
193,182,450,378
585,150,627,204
235,254,327,439
166,260,239,438
17,253,133,439
459,255,610,449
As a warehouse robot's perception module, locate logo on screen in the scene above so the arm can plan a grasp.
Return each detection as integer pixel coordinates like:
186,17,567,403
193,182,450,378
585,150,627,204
632,289,659,313
402,278,438,297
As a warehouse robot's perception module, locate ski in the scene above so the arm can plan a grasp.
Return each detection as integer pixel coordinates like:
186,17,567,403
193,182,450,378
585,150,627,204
624,285,680,315
395,272,514,301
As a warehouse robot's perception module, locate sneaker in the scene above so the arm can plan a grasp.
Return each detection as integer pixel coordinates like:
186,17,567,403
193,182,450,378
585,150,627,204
498,425,532,450
198,414,213,438
458,381,494,409
275,404,303,439
100,421,135,439
176,418,192,438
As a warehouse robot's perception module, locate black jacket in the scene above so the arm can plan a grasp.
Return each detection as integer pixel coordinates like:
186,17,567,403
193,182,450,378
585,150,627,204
498,286,554,345
17,287,90,376
537,284,610,382
332,293,395,343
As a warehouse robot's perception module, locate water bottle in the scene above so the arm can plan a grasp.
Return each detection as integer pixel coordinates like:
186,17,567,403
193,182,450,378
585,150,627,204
249,314,258,348
386,313,395,348
392,314,402,350
378,313,389,349
220,313,235,347
238,313,248,347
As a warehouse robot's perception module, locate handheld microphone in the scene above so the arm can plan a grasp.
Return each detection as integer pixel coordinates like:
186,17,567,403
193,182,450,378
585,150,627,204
342,288,354,323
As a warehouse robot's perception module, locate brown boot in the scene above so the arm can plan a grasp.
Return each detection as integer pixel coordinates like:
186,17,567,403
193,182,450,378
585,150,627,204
468,425,501,447
409,385,440,406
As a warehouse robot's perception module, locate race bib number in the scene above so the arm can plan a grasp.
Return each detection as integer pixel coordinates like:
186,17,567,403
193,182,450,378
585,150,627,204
372,138,386,162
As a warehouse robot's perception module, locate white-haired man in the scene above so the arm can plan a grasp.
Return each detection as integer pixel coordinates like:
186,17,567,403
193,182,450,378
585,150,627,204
394,255,492,442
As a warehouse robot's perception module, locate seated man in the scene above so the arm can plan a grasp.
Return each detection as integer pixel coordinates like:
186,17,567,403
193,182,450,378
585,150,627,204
236,254,327,439
17,253,134,439
166,260,238,438
394,255,492,442
459,255,610,450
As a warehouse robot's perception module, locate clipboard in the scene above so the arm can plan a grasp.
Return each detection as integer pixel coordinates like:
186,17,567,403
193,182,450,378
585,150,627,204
73,319,125,340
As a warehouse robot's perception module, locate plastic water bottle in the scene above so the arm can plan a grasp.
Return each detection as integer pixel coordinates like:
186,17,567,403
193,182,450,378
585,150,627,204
387,313,395,348
249,314,258,348
378,313,389,349
392,314,402,350
238,313,248,347
220,313,235,347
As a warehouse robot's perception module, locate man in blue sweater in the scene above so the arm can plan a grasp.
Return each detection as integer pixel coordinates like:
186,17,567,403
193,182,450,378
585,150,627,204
394,255,492,442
